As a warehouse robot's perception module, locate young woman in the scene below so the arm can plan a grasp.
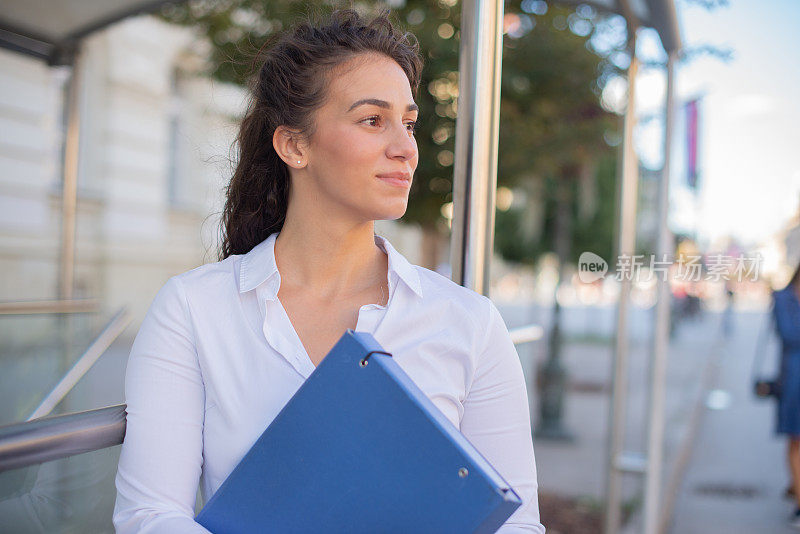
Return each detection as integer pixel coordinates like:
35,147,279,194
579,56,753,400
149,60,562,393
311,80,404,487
775,262,800,527
113,9,545,533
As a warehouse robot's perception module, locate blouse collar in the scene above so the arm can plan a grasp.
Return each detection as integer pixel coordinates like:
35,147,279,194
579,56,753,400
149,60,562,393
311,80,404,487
238,231,423,299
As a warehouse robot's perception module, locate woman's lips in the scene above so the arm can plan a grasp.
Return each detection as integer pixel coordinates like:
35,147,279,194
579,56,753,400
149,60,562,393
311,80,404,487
376,173,411,188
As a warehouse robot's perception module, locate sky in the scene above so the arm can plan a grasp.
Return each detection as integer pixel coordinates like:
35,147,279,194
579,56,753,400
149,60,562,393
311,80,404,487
631,0,800,249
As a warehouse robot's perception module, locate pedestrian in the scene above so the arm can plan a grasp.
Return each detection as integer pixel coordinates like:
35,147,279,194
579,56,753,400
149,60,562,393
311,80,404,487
722,278,735,334
112,8,545,533
774,261,800,527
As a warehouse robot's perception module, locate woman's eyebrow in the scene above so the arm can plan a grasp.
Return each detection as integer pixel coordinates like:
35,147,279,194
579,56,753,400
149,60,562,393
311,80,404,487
348,98,419,113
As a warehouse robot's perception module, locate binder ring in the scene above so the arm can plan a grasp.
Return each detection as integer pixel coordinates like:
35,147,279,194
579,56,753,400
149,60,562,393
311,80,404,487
359,350,392,367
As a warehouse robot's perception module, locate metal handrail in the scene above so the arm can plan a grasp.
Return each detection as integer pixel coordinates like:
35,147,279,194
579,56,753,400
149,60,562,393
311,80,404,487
27,307,132,421
0,299,99,315
0,328,541,473
0,404,126,473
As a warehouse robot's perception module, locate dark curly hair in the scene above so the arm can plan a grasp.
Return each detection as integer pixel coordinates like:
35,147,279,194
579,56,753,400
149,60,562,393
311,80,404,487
217,7,424,260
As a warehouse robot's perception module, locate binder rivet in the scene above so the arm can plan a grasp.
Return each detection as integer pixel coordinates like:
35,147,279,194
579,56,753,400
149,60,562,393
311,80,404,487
458,468,469,478
359,358,369,367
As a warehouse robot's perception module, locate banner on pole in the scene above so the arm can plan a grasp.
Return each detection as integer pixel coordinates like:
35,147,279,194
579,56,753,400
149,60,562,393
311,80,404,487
686,99,699,189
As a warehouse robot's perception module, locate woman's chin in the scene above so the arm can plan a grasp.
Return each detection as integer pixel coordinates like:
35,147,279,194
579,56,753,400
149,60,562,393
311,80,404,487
370,203,408,222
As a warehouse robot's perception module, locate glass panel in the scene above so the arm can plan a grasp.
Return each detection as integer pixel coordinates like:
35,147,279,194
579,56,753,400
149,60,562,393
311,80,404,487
0,445,121,534
0,336,134,533
0,311,129,425
49,328,130,419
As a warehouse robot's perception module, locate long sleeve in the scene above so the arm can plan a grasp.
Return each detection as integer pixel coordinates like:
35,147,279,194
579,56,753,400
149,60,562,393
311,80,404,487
113,276,211,533
459,299,546,534
774,289,800,350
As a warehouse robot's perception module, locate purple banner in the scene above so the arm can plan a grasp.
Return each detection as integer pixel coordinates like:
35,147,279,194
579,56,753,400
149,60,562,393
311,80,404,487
686,99,699,189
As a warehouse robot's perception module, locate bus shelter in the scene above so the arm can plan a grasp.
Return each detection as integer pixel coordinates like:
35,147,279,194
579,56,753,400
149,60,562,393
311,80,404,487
0,1,681,532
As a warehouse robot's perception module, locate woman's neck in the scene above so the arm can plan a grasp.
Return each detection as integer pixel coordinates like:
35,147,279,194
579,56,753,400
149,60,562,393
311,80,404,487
274,218,386,300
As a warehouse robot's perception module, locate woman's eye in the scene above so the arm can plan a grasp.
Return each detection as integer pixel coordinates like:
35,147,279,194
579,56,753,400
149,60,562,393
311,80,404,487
362,116,418,134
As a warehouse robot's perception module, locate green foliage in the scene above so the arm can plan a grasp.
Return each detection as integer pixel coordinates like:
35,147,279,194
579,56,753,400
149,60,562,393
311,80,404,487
160,0,313,86
571,153,617,263
494,151,617,266
498,3,618,181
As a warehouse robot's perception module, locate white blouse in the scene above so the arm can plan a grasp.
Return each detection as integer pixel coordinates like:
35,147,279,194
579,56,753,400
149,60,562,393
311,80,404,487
113,231,545,533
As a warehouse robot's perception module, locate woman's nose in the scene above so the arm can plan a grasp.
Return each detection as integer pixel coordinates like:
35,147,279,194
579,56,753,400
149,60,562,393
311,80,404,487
387,122,417,161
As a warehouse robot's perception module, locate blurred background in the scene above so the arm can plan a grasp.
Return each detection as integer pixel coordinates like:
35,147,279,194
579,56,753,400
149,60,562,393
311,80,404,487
1,0,799,532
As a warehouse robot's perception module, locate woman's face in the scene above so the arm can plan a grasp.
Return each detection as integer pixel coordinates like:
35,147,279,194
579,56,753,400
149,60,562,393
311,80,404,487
298,52,419,222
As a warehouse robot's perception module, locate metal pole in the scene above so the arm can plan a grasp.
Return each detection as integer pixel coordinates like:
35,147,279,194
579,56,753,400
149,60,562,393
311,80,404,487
449,0,504,295
604,30,639,534
535,170,575,441
59,46,82,301
56,49,82,510
643,50,676,534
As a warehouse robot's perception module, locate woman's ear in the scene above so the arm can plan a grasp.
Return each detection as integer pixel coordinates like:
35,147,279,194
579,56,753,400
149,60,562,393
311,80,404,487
273,126,306,168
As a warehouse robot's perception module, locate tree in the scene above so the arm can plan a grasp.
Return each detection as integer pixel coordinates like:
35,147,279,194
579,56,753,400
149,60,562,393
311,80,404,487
495,2,620,268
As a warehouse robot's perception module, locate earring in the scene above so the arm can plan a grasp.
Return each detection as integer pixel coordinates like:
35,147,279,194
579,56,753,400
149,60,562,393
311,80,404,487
297,160,301,164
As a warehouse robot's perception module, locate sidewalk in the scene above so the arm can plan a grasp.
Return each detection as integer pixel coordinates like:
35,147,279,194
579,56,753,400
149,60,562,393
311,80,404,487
498,301,796,533
668,311,794,533
526,307,716,493
497,302,730,532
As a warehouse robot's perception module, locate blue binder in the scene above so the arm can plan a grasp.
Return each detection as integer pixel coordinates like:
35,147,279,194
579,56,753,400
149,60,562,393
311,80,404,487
196,330,522,533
